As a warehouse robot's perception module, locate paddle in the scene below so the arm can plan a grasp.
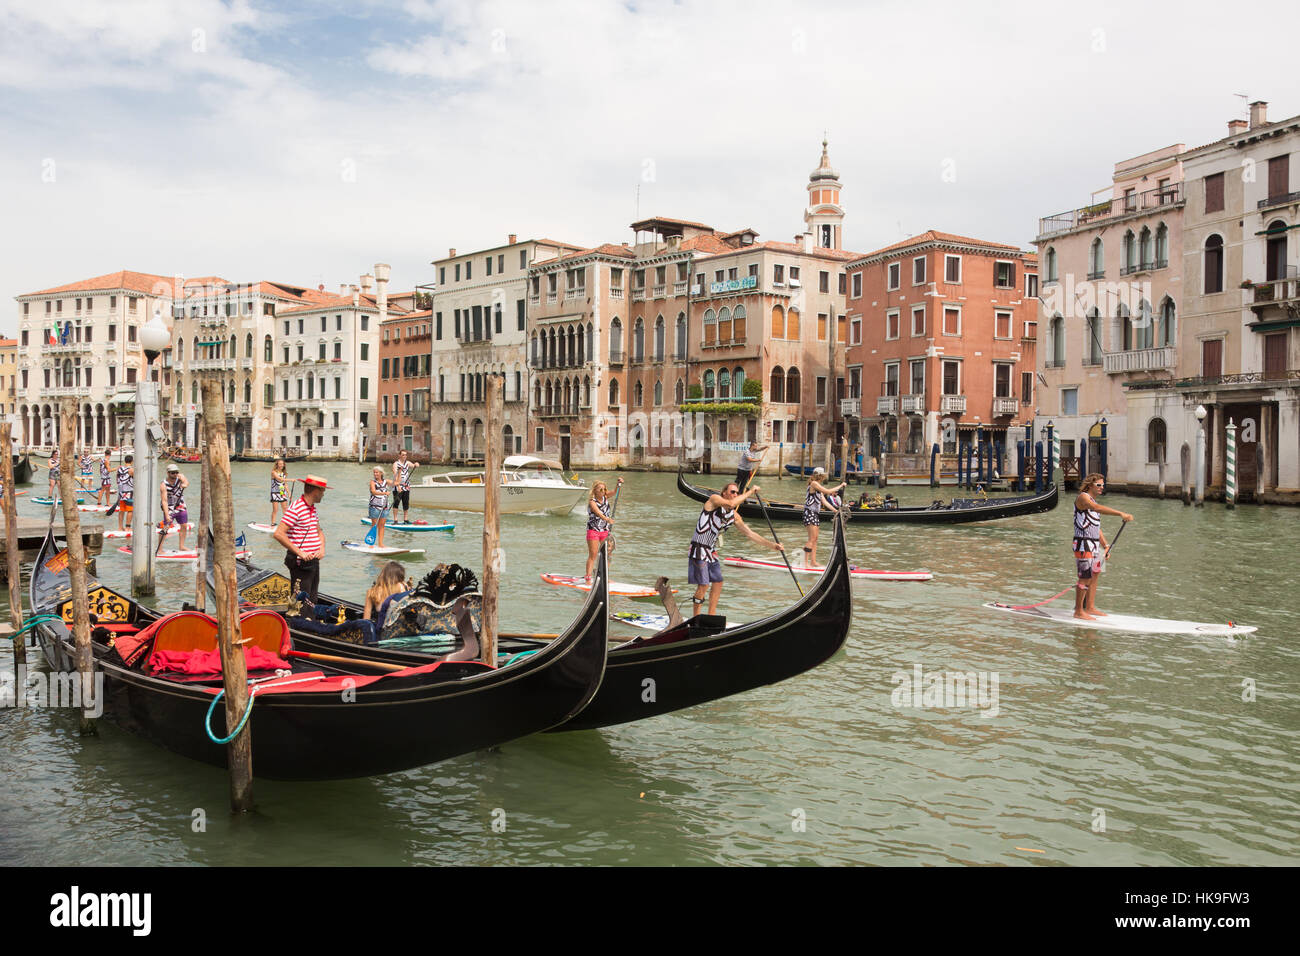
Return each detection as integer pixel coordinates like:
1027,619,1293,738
365,481,389,546
994,520,1131,611
606,479,623,556
1104,519,1128,559
752,490,803,598
740,446,767,493
285,649,407,672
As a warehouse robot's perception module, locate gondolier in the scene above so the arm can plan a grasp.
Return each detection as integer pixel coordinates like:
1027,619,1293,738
115,454,134,532
736,440,768,490
392,450,416,523
161,463,190,550
275,474,328,604
688,479,784,616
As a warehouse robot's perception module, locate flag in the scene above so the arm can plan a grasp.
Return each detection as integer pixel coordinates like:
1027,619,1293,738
60,322,70,345
235,533,246,550
47,328,57,346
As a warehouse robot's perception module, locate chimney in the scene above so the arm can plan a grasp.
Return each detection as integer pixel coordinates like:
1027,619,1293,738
1228,119,1248,136
508,234,517,245
360,273,374,295
318,283,324,292
667,235,681,250
338,283,349,295
449,248,456,258
1249,100,1268,129
350,284,359,308
802,232,813,254
373,262,390,323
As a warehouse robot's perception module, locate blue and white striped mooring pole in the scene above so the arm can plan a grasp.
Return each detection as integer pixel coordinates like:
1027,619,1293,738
1225,417,1237,509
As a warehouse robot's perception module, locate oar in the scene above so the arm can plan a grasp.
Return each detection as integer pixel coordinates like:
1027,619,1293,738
607,479,623,555
740,447,768,493
752,491,803,598
993,520,1130,611
285,649,407,672
1104,519,1128,558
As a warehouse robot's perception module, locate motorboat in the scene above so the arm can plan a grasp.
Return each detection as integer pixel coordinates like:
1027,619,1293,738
408,456,587,516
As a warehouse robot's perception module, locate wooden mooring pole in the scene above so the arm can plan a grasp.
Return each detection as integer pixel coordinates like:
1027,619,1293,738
1,425,24,671
194,451,211,612
481,374,502,667
202,380,253,810
57,400,96,735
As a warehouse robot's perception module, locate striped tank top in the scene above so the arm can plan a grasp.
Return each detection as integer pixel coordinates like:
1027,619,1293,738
165,476,186,511
395,459,413,489
116,465,133,496
587,498,613,532
689,503,736,561
370,478,389,509
1073,502,1100,541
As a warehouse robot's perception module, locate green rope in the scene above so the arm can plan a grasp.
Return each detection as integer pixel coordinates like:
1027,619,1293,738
500,650,538,668
204,687,255,746
11,614,62,639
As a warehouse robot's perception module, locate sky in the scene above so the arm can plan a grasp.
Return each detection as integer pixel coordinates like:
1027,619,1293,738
1,0,1297,335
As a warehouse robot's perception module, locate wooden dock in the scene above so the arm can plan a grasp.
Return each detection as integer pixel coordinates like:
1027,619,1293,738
0,516,103,581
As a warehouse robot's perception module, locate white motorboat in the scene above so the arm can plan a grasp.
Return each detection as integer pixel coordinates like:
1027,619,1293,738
408,456,588,515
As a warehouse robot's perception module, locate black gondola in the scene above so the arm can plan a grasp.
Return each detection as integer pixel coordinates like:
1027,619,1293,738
28,528,610,780
13,451,34,484
677,469,1058,524
227,515,854,731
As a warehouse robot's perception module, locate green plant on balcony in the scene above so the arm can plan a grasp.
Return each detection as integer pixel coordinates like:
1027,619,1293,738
687,384,703,400
742,378,762,401
1240,280,1255,289
676,402,758,415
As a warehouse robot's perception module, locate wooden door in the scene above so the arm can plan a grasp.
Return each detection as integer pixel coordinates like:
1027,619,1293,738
1202,339,1223,380
1264,333,1287,379
1268,156,1290,200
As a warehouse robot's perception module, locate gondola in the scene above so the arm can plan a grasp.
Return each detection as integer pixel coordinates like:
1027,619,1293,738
677,468,1058,524
28,527,610,780
13,451,34,484
166,447,203,463
225,514,854,731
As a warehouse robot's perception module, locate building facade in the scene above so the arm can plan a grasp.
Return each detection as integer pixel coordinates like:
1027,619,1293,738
845,232,1039,472
1035,145,1186,485
0,338,17,432
378,309,433,459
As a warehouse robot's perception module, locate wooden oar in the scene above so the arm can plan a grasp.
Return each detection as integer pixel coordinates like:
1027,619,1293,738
740,447,768,493
285,649,407,672
607,479,623,556
752,491,803,598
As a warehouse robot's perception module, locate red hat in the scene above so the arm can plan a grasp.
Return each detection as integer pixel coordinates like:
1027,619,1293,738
303,475,329,489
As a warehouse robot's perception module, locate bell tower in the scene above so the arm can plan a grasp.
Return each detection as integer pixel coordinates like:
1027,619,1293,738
805,138,844,251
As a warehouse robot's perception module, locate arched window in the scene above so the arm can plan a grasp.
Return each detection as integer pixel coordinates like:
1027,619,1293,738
176,337,185,364
1160,298,1176,348
191,380,198,404
1050,314,1065,366
770,366,785,404
608,377,620,407
703,369,715,399
1089,238,1104,277
533,380,541,409
1122,230,1136,272
1147,418,1167,463
1155,223,1169,268
718,368,730,397
654,316,665,361
583,376,590,407
264,334,272,362
1136,299,1153,350
771,304,786,339
1045,246,1058,282
703,309,717,345
1139,227,1153,270
564,380,572,414
634,380,643,407
675,313,686,359
229,334,236,358
787,308,801,339
503,424,514,455
675,379,685,405
544,380,553,413
568,325,577,366
587,323,594,361
1266,219,1288,281
718,307,732,342
1118,304,1133,351
610,318,623,361
245,333,253,358
654,379,662,406
577,325,585,365
548,328,557,367
1084,308,1102,365
243,378,251,403
733,367,745,399
633,317,645,362
785,366,801,404
733,305,746,341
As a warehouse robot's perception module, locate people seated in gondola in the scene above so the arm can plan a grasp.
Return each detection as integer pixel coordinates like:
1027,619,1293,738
364,561,411,631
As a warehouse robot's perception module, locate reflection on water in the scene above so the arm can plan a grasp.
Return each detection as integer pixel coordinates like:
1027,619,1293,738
2,465,1297,865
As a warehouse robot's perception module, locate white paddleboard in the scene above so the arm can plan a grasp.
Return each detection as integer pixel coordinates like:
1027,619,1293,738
984,602,1257,636
117,546,251,561
247,522,278,534
723,556,932,581
340,540,426,558
104,522,195,539
612,611,740,633
541,574,674,599
359,518,455,533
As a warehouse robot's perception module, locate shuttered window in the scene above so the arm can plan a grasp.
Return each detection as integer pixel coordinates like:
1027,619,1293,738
1204,173,1225,213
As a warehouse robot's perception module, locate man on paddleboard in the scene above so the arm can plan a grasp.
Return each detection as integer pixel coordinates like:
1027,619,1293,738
1073,472,1132,620
275,474,328,604
392,449,416,524
161,463,190,550
115,454,134,532
689,480,784,616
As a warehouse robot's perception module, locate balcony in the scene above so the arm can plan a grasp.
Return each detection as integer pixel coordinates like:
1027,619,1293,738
900,394,924,414
528,293,540,307
993,396,1019,416
410,407,430,422
674,281,688,296
1037,181,1184,239
652,284,666,298
189,357,236,371
876,395,899,415
546,292,557,304
240,358,253,370
43,339,93,355
565,287,586,302
610,287,624,299
839,397,861,418
1249,277,1300,315
608,350,624,367
224,403,236,416
1104,346,1176,374
940,394,967,414
239,402,251,416
1257,190,1300,211
631,288,646,302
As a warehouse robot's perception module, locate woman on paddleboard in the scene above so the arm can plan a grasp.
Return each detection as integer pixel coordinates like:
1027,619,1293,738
800,467,846,566
368,466,390,548
689,479,784,615
97,449,113,506
584,478,622,580
115,454,134,532
161,463,190,550
269,458,289,525
47,450,60,501
1073,473,1132,620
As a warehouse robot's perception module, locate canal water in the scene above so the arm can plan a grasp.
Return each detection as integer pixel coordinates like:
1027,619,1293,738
2,462,1297,865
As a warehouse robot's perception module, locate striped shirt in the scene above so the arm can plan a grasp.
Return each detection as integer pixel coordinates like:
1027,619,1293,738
689,503,735,561
369,478,389,509
587,497,613,532
1073,501,1101,541
116,466,133,497
281,496,323,555
394,459,414,490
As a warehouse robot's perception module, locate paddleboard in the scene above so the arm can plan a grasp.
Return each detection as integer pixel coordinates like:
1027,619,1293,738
247,522,278,534
983,602,1257,636
340,540,426,558
722,556,933,581
31,496,87,506
359,518,455,533
103,522,195,539
541,573,674,599
612,610,740,632
117,546,251,561
75,503,113,513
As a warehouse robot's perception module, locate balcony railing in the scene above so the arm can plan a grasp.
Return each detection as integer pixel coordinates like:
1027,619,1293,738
608,350,623,366
993,396,1019,416
1249,277,1300,311
43,340,93,354
610,287,624,299
1104,346,1176,374
840,398,861,418
546,292,557,303
565,287,586,301
528,294,540,307
239,402,251,416
900,394,924,414
674,281,688,296
940,394,967,413
1258,190,1300,210
410,407,430,422
652,284,666,298
189,357,236,371
876,395,899,415
240,358,253,370
631,288,646,302
1037,181,1184,238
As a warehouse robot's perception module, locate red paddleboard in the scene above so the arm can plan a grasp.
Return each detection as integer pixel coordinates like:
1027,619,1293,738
117,546,250,561
722,556,932,581
104,522,195,540
540,573,674,599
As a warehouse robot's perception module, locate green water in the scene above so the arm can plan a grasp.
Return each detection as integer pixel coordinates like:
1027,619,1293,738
2,462,1297,865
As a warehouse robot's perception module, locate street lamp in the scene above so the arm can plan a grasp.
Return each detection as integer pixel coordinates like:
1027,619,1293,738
131,307,172,596
1194,404,1207,506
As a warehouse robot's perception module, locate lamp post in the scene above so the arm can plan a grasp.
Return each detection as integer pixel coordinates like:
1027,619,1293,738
1194,404,1207,507
131,309,172,596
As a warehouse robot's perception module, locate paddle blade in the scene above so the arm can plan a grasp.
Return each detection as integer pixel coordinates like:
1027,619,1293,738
365,520,378,545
